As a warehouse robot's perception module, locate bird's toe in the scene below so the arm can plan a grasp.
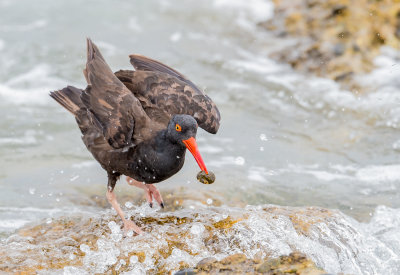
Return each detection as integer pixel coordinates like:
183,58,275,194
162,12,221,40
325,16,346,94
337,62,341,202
123,219,143,235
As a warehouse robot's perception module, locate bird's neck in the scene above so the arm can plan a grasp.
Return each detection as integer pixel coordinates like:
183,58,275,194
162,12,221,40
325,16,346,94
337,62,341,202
155,130,186,156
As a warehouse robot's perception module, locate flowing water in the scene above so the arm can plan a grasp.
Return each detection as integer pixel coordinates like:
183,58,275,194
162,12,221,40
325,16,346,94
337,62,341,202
1,0,400,273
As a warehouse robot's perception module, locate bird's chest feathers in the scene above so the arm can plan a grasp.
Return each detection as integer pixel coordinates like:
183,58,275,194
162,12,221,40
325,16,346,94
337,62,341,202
128,138,186,183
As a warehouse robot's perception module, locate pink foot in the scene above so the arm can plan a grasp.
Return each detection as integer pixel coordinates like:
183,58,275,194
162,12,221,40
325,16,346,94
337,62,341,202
123,219,143,235
127,177,164,208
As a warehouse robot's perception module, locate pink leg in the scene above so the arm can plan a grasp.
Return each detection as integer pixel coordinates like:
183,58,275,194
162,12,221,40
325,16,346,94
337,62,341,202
106,190,143,235
126,177,164,208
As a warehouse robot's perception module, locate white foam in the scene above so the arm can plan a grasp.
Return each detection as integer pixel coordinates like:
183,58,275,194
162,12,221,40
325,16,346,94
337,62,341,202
0,206,93,215
0,129,39,145
248,167,268,182
0,64,68,105
0,219,29,229
63,266,90,275
72,161,97,169
357,47,400,90
303,170,351,182
214,0,274,23
225,44,400,131
355,165,400,183
274,163,400,184
1,19,47,32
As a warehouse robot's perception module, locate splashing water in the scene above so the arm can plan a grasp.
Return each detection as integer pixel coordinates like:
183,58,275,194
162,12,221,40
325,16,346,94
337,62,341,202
1,204,400,274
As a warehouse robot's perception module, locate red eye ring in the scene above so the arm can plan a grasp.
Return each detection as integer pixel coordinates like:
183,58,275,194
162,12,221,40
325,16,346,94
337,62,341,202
175,124,182,132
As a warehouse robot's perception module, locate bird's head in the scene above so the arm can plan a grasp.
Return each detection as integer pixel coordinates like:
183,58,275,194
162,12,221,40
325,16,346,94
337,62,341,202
167,114,208,174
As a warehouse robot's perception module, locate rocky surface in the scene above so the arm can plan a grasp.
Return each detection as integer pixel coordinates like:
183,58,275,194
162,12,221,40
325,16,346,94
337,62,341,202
190,252,326,274
264,0,400,88
1,198,379,274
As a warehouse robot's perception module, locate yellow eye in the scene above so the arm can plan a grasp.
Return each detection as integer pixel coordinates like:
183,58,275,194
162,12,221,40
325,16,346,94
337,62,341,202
175,124,182,132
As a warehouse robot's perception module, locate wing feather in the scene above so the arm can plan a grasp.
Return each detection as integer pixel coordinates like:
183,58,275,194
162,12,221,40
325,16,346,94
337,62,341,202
82,39,153,149
116,55,220,134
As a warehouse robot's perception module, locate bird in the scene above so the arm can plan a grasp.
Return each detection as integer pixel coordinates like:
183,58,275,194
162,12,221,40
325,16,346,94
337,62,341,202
50,39,220,234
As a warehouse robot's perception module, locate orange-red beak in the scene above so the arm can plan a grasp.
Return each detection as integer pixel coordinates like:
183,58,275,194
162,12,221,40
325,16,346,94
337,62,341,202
182,137,208,174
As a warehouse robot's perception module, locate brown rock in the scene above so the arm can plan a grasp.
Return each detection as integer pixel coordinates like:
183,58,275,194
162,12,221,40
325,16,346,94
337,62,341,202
196,257,218,271
264,0,400,90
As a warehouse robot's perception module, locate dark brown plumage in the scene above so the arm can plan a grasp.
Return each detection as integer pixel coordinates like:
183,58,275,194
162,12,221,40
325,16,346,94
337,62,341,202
50,39,220,233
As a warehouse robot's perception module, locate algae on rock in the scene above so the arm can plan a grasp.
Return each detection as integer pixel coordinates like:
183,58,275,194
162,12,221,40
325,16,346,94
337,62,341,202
192,252,325,274
265,0,400,87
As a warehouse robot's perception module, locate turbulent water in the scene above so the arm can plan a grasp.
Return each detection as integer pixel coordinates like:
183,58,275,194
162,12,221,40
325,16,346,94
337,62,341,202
1,0,400,274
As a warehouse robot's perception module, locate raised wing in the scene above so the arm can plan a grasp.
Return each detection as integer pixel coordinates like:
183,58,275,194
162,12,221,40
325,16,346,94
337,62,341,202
129,54,203,95
115,55,221,134
81,39,153,149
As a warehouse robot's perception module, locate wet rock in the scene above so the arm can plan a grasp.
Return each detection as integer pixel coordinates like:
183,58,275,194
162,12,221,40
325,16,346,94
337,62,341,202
174,268,196,275
255,252,325,274
196,257,218,271
195,253,255,274
0,204,367,274
192,252,325,274
197,171,216,184
264,0,400,89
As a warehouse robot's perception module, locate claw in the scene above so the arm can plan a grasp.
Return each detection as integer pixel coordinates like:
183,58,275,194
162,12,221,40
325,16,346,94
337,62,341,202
160,202,165,209
149,202,153,208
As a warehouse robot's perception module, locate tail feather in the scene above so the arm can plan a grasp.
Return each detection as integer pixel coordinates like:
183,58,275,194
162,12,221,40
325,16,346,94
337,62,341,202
50,86,84,115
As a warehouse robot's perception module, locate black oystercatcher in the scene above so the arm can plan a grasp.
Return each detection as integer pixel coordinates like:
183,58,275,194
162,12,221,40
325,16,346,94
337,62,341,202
50,39,220,234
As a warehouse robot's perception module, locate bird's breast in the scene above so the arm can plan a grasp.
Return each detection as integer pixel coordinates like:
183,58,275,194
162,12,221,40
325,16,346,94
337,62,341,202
126,142,186,183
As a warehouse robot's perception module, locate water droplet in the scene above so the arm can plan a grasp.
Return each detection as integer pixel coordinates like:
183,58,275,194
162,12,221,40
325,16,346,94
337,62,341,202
29,188,36,195
46,218,52,224
259,134,268,141
108,221,121,235
170,32,182,42
70,175,79,181
190,223,205,235
80,244,90,253
129,255,138,265
206,198,213,205
260,146,264,152
235,157,245,165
